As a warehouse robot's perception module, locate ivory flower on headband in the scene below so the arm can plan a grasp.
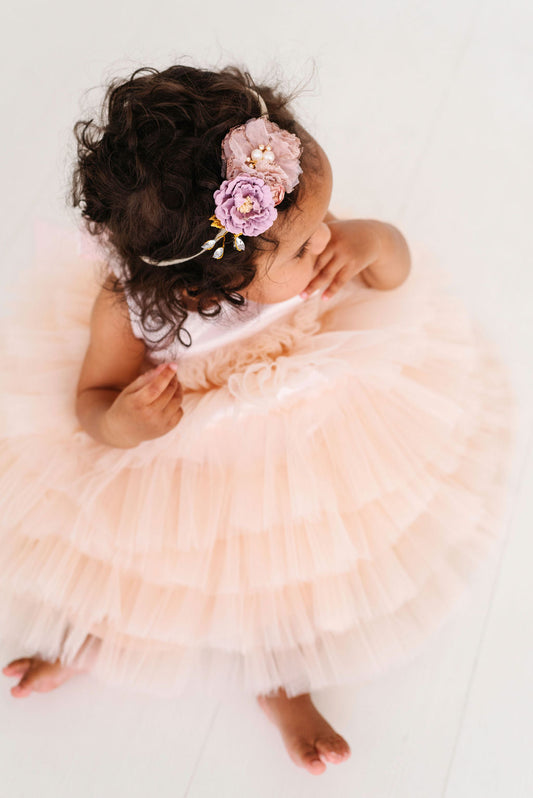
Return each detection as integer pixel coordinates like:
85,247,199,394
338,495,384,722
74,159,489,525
140,105,303,266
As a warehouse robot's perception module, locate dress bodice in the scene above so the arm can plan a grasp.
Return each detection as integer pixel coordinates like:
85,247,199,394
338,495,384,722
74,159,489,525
122,279,314,361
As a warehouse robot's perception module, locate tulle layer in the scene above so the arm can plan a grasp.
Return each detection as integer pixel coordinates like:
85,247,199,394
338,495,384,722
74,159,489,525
0,221,518,698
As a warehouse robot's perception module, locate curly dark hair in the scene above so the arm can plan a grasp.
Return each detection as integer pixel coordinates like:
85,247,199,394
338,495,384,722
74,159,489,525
70,63,317,349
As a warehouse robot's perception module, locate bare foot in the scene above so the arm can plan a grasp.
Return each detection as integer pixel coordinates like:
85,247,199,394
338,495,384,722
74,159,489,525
2,656,84,697
2,634,100,698
257,688,351,775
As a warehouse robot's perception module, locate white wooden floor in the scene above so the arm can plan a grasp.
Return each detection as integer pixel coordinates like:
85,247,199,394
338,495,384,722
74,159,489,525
1,1,532,795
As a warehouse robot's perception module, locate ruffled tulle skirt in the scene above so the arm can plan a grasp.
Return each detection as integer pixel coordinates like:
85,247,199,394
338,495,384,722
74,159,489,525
0,221,518,698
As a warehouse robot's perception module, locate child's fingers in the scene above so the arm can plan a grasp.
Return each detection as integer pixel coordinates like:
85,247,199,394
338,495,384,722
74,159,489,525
163,402,184,428
151,375,183,411
320,266,352,300
124,363,167,393
299,255,335,299
135,364,179,404
301,257,340,298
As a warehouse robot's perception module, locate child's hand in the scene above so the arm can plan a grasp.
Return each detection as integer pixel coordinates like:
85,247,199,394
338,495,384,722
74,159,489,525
300,220,381,300
103,363,184,448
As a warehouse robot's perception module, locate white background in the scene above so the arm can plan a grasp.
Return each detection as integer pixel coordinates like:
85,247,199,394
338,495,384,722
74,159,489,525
1,0,532,795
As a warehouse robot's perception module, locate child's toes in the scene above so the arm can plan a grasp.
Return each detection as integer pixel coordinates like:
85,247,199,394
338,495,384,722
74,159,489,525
315,734,351,764
3,658,32,677
10,680,33,697
10,665,42,697
290,738,327,774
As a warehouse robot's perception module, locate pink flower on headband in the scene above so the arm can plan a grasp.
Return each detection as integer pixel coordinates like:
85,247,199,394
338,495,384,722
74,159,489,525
257,166,287,205
213,174,277,236
221,118,302,206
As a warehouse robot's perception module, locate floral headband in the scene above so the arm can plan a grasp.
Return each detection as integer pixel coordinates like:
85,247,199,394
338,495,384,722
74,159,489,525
140,90,303,266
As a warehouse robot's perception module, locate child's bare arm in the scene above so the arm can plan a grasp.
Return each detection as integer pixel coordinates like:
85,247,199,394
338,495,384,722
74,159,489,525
76,277,184,448
357,221,411,290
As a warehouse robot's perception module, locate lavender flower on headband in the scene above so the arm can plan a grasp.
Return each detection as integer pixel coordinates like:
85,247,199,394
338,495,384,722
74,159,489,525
221,118,303,205
213,174,277,236
139,114,303,266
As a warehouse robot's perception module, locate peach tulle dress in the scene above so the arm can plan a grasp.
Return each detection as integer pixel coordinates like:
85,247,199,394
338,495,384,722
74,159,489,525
0,220,518,699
